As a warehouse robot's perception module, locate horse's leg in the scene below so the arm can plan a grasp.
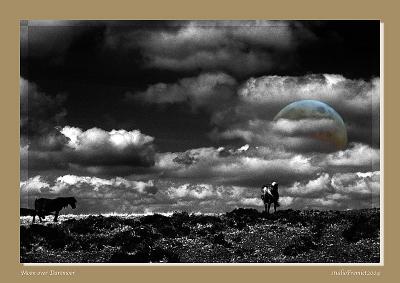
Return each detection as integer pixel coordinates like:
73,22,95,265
32,214,35,224
54,210,59,222
274,202,277,213
267,202,271,214
264,202,268,214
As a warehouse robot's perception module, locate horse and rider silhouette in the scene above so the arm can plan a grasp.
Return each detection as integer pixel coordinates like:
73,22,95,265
261,182,280,214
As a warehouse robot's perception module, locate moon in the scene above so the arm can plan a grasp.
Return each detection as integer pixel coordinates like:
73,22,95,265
273,100,347,150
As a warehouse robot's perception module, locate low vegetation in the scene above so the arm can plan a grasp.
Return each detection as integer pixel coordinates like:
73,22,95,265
20,208,380,263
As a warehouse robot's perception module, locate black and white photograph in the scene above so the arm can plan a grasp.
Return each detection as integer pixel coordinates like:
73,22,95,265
20,20,381,263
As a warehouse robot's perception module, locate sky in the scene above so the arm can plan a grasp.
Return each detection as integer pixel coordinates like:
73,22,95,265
20,20,380,214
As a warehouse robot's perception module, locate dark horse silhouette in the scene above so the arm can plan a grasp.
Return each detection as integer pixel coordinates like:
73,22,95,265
261,182,280,214
20,208,36,217
33,197,77,223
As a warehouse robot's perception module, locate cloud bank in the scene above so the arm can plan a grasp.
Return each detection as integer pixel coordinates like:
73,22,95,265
105,20,314,77
211,74,380,149
21,169,379,213
21,125,156,175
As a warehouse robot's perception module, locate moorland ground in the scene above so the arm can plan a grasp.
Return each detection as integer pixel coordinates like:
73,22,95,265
20,208,380,263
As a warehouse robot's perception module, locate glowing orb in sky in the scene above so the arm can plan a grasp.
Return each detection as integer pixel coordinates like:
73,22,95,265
273,100,347,150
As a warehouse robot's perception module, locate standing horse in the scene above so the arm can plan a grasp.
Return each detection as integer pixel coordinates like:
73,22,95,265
33,197,77,223
261,182,280,214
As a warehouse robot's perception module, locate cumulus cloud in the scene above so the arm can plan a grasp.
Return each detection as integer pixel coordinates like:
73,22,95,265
283,171,380,210
272,118,339,137
20,174,158,213
21,126,157,174
20,138,380,213
105,20,314,77
285,173,333,197
20,170,380,213
20,76,157,175
331,171,380,197
60,126,155,167
211,74,380,149
20,175,51,195
237,74,379,110
154,142,379,190
155,145,318,188
324,143,380,171
211,118,340,153
129,72,237,110
167,183,216,200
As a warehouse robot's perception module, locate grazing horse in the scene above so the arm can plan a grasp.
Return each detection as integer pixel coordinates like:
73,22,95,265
20,208,36,217
33,197,77,223
261,182,280,214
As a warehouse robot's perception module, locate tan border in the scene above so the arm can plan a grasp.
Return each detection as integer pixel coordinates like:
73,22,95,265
1,0,398,282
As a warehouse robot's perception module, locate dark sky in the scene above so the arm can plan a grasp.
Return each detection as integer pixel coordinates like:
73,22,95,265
20,20,381,213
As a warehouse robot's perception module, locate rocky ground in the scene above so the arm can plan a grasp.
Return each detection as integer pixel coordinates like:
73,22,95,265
20,208,380,263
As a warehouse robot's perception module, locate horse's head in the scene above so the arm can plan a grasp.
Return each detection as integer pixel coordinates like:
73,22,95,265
69,197,77,209
271,182,279,192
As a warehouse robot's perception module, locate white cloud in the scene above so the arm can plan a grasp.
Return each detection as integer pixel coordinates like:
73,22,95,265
279,196,295,207
211,74,380,150
282,170,380,210
61,126,154,150
238,144,249,152
131,72,237,109
324,143,380,168
23,126,157,172
20,174,158,212
155,146,318,188
285,173,331,197
105,21,313,77
331,171,380,196
240,197,263,206
20,169,380,213
238,74,379,112
166,183,216,200
20,176,50,195
272,118,339,136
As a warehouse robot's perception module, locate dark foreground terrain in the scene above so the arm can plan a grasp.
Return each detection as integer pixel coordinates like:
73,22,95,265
20,208,380,263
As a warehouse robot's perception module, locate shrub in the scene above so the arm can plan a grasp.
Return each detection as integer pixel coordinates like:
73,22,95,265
63,215,120,232
20,224,71,249
267,209,307,225
20,226,34,248
150,246,181,263
310,221,325,241
171,211,190,225
141,214,171,227
226,208,260,220
342,214,379,242
161,225,181,238
135,225,161,242
108,230,138,247
109,250,150,263
212,233,231,248
63,218,95,234
283,235,317,256
225,208,262,230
